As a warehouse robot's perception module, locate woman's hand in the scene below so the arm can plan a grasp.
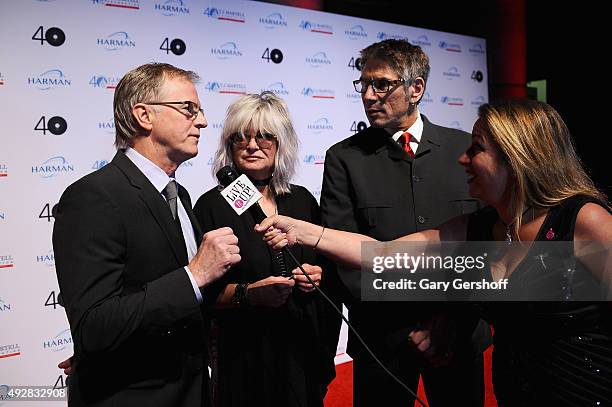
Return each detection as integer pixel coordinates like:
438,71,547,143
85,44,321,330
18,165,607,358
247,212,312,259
246,276,295,307
292,263,322,293
256,215,307,250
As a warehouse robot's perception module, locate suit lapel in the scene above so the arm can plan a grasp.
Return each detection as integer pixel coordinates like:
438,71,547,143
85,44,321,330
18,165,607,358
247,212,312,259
416,115,442,157
112,151,188,264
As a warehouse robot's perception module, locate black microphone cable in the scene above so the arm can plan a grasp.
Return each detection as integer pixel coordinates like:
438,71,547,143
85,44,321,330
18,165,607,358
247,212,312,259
216,166,428,407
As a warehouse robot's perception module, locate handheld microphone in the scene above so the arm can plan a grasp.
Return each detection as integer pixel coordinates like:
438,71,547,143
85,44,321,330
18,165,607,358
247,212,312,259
216,166,289,277
216,166,267,222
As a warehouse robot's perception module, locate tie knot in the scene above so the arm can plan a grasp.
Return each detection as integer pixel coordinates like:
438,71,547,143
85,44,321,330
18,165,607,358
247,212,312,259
398,132,412,144
398,132,416,158
163,180,178,201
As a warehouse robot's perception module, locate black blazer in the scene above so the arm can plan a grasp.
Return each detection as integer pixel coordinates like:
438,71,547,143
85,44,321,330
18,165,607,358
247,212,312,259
320,116,477,358
53,151,210,407
193,185,340,396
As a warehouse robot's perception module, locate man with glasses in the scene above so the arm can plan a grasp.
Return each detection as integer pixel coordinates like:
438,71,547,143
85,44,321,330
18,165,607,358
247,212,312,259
53,63,240,407
320,39,487,406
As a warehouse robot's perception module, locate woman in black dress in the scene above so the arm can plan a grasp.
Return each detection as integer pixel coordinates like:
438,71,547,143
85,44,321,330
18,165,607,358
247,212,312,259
193,92,339,407
258,99,612,406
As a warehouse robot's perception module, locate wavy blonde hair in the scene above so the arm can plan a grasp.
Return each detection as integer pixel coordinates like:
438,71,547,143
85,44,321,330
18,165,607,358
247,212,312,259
212,92,299,195
479,99,607,236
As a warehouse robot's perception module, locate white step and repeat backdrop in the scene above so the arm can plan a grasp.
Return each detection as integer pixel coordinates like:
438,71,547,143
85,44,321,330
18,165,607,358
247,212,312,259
0,0,487,403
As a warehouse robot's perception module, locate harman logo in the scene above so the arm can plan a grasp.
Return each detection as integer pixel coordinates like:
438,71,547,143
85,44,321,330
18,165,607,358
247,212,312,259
311,189,321,198
204,81,247,95
0,343,21,359
471,96,486,107
344,24,367,39
89,75,120,89
376,32,408,41
28,69,71,90
0,255,14,269
179,160,194,168
259,12,287,29
203,7,245,23
299,20,333,35
92,0,140,10
97,31,136,51
449,121,463,130
210,121,224,130
303,154,325,165
411,35,431,47
305,51,331,67
301,87,335,99
98,118,115,133
0,298,11,312
32,156,75,178
155,0,189,16
438,40,462,53
443,66,461,79
469,43,485,55
440,96,464,106
210,42,242,59
307,117,334,134
36,249,55,267
0,164,7,177
261,82,289,96
43,329,73,352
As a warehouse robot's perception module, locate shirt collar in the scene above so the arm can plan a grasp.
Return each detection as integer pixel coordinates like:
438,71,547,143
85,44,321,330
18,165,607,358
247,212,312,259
124,147,174,193
387,111,424,143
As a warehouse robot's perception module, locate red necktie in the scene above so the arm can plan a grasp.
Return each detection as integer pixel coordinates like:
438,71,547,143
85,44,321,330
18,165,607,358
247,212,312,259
398,132,415,158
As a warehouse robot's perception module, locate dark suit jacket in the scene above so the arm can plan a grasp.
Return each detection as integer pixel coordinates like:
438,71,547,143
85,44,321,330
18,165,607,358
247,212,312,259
53,151,210,407
320,115,478,359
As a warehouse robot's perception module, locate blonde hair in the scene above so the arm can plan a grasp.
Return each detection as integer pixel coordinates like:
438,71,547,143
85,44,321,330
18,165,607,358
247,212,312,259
212,92,299,195
478,99,607,235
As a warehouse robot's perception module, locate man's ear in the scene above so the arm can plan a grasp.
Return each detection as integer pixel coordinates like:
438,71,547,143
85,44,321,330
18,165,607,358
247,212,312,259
132,103,153,132
410,77,425,104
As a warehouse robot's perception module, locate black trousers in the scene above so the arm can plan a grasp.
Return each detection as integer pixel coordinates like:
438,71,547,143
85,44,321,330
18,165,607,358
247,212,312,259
352,343,484,407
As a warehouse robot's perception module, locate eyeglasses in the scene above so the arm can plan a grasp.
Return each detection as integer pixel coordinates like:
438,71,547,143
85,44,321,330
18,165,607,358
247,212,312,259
144,100,204,120
353,78,405,93
229,132,277,149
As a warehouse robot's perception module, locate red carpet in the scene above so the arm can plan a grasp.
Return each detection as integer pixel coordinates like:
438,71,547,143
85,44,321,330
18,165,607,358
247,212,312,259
325,346,497,407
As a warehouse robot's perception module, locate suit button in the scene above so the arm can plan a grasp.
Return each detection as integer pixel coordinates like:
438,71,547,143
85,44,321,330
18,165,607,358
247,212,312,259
417,216,425,224
412,175,421,182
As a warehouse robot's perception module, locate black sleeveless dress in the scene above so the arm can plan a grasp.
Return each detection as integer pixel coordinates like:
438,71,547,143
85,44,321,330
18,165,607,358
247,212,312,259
466,195,612,406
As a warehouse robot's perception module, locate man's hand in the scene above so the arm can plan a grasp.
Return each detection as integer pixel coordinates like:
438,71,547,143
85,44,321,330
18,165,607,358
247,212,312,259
409,314,455,368
292,263,321,293
189,227,240,288
58,356,73,375
246,276,295,307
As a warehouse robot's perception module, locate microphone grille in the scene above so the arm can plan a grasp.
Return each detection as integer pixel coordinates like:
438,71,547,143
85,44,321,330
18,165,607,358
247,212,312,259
216,165,239,187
